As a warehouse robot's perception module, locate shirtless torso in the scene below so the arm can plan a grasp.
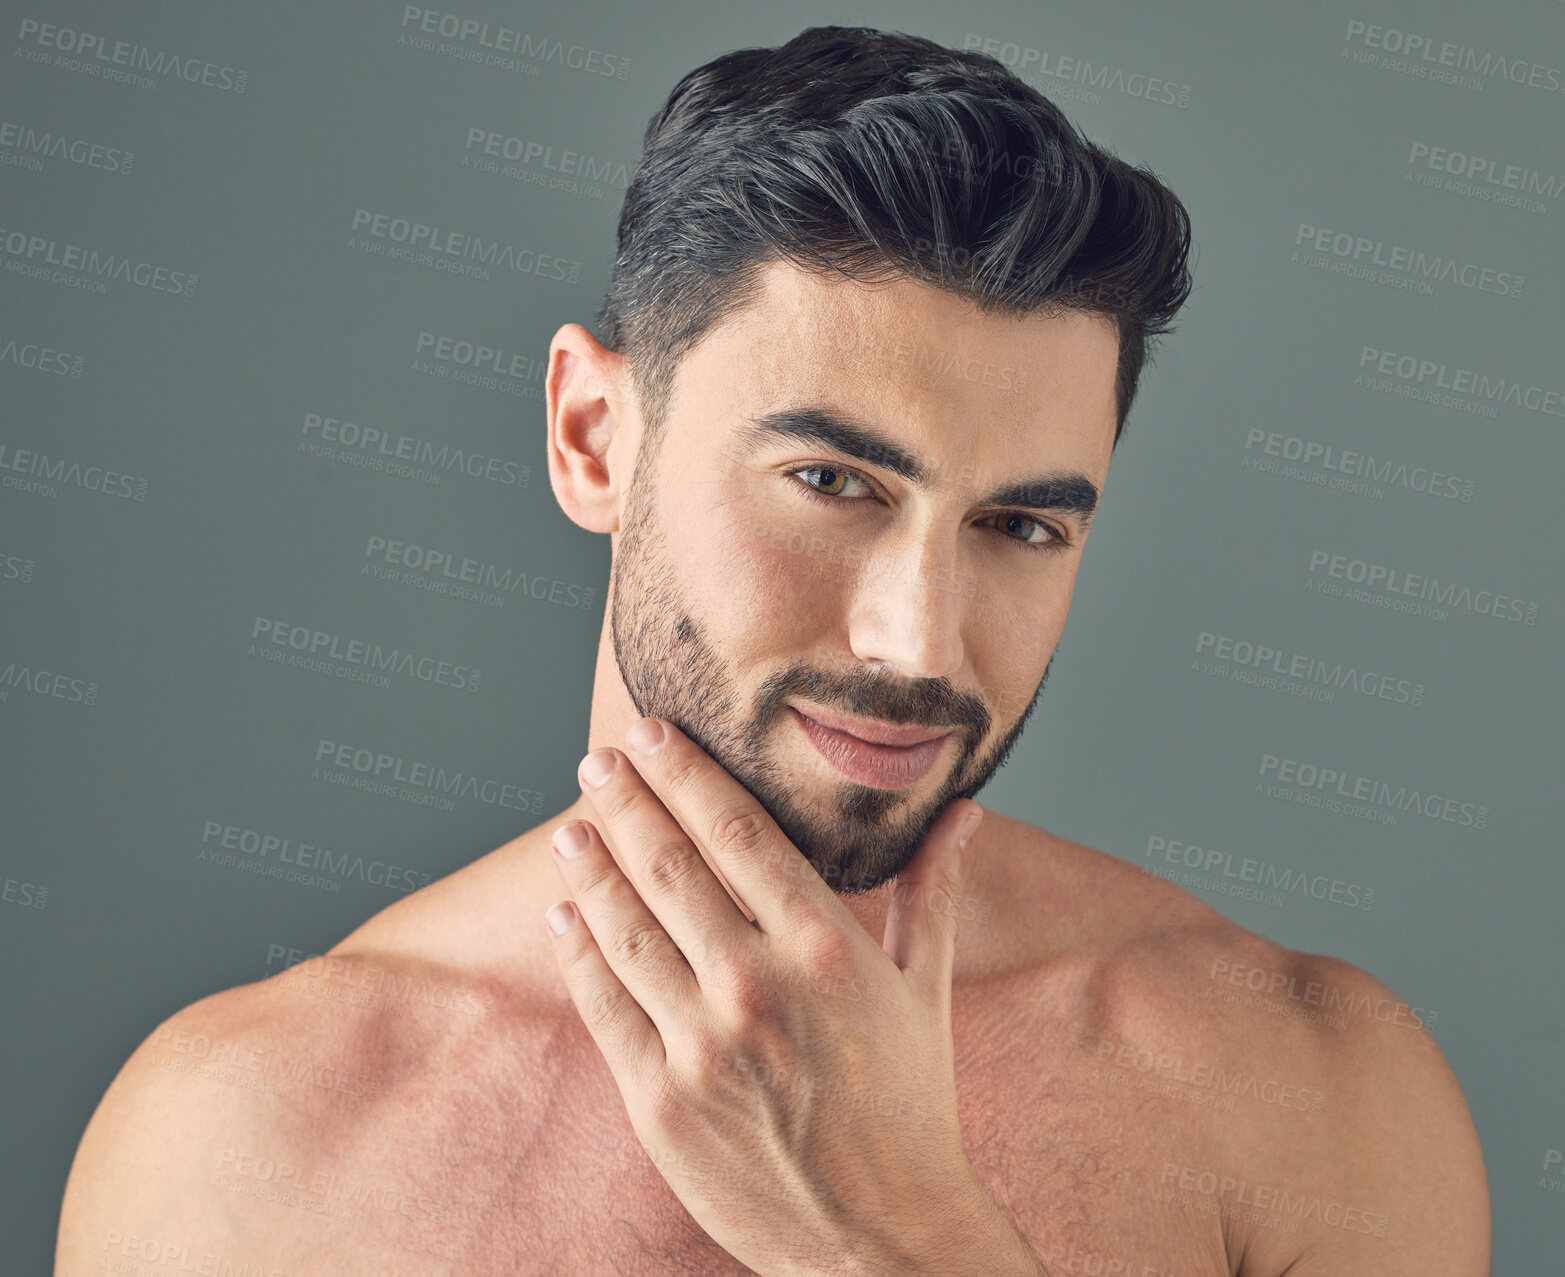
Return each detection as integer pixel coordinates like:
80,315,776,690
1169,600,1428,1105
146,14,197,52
56,811,1488,1276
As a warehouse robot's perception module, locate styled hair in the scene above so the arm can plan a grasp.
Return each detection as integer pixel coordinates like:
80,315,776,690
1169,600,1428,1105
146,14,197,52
595,25,1194,450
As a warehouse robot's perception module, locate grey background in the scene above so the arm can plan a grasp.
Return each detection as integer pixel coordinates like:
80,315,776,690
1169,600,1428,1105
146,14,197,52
2,0,1560,1271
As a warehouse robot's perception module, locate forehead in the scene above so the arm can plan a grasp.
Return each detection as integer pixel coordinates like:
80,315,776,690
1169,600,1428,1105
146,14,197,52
686,260,1121,471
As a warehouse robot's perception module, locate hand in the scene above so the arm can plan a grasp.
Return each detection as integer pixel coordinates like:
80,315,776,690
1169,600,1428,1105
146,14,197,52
542,716,1042,1276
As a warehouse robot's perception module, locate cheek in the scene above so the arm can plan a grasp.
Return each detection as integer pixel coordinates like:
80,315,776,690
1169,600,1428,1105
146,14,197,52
969,643,1042,725
968,566,1077,717
983,544,1079,624
707,515,843,639
1034,568,1077,633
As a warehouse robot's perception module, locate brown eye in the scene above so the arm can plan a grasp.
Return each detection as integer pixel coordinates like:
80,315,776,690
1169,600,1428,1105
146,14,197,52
793,465,869,499
813,467,848,496
1003,514,1043,543
984,512,1068,552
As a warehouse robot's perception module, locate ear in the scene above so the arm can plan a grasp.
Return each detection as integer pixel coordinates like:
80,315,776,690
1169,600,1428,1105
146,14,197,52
545,323,634,535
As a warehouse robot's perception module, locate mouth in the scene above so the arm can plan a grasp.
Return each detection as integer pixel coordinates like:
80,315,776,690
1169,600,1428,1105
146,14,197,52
787,705,950,790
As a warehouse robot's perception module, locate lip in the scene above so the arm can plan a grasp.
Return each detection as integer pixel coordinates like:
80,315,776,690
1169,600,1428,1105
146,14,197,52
788,704,949,747
788,706,949,790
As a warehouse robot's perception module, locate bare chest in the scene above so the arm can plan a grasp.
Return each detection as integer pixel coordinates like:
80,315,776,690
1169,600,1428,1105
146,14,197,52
357,1019,1234,1276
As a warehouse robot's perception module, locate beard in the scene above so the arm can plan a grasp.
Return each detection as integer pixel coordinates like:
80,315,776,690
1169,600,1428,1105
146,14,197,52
610,449,1051,897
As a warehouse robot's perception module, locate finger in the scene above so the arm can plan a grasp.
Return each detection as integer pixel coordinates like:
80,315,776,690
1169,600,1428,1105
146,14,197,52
544,896,666,1087
620,717,859,938
550,816,704,1036
880,800,982,1007
579,739,760,961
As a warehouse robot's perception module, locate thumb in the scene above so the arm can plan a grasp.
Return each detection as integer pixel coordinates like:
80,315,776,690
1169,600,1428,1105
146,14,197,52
881,799,984,1000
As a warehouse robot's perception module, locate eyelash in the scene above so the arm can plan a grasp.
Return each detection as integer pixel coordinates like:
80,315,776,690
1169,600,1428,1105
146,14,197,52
783,463,1073,555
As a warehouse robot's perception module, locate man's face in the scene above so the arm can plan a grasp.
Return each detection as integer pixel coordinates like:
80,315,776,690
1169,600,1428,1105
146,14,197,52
608,261,1118,895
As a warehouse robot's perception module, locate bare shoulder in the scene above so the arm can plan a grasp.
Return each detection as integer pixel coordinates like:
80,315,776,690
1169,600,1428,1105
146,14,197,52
1205,943,1491,1275
57,978,292,1273
55,946,552,1275
1033,828,1490,1275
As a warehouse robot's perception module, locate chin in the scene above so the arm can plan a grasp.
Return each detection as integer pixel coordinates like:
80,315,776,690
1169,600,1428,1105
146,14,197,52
753,782,941,896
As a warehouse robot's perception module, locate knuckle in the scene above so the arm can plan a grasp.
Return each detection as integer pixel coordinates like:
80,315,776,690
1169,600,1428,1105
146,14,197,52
680,1025,730,1085
708,805,770,860
596,780,640,823
583,982,628,1034
571,855,620,899
792,917,853,970
718,966,777,1028
608,918,669,967
658,748,705,797
642,842,702,898
684,931,743,980
646,1068,691,1135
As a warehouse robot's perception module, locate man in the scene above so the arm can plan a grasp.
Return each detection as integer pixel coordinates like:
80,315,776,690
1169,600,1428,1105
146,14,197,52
57,25,1489,1277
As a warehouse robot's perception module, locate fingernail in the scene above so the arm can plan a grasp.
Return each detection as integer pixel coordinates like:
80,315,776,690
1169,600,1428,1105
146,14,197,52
553,821,590,859
579,749,618,789
958,805,984,848
546,901,574,934
627,717,665,755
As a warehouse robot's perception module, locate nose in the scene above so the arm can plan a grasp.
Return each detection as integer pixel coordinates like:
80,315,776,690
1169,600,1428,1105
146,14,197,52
843,522,968,681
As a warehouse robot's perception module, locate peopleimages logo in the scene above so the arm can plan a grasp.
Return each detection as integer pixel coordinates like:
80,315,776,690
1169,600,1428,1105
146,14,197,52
1242,429,1474,501
462,127,631,190
1258,754,1489,829
1405,141,1562,214
0,224,198,296
960,33,1191,107
1145,835,1375,911
1158,1162,1389,1237
1091,1037,1326,1116
1342,20,1565,96
1543,1148,1565,1193
1,873,47,910
415,330,545,380
1357,346,1565,419
1194,631,1426,707
0,552,37,585
348,208,580,284
200,820,432,895
0,656,98,707
0,118,133,175
0,335,84,378
249,617,483,693
1306,549,1539,625
362,534,597,611
300,412,531,490
0,440,148,501
312,737,546,816
1206,960,1436,1033
14,18,249,92
1293,223,1523,298
398,7,631,78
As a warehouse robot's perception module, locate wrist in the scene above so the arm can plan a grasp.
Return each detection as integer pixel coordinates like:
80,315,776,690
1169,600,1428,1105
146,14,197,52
848,1175,1044,1276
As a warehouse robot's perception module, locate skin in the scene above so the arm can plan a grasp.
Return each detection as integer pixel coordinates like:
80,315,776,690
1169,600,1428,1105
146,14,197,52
55,261,1491,1276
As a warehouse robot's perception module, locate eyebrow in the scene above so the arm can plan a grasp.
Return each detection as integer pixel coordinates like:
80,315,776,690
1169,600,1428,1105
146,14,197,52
737,406,1100,529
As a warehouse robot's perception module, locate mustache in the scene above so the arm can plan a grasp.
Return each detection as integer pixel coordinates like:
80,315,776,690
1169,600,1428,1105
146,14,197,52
750,661,992,741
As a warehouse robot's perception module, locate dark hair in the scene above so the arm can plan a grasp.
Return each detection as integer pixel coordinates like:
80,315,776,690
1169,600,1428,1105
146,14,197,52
595,25,1194,451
